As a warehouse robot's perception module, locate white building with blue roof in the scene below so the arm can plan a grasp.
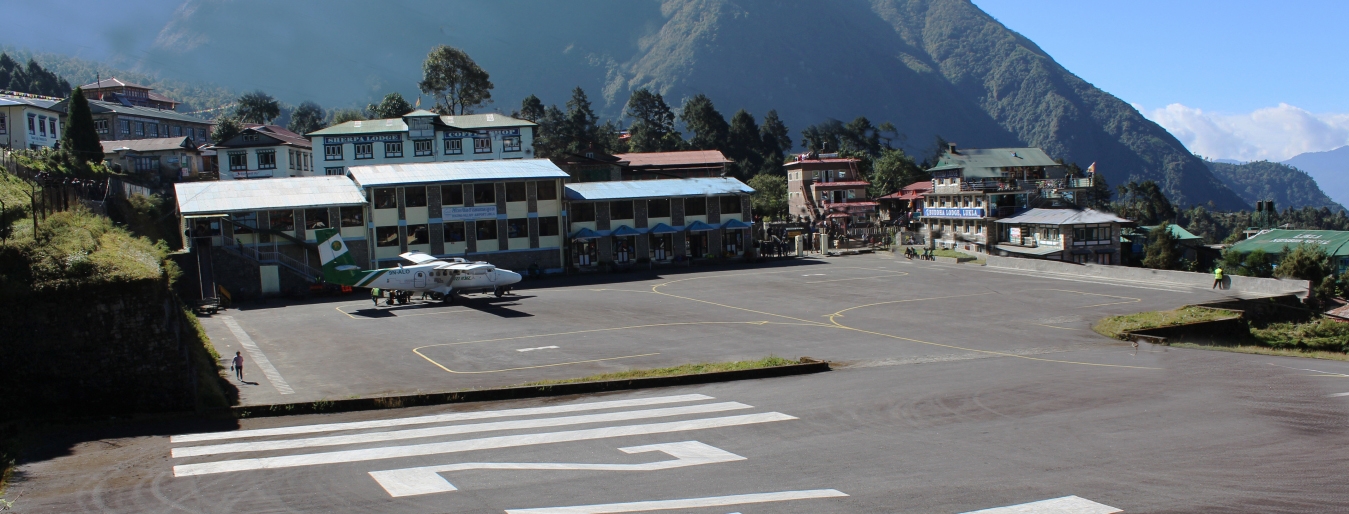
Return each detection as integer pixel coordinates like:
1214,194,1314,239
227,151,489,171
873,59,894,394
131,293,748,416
0,92,63,150
563,177,754,267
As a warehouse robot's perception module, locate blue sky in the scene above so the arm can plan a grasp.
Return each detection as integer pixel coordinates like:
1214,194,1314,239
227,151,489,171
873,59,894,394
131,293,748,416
974,0,1349,160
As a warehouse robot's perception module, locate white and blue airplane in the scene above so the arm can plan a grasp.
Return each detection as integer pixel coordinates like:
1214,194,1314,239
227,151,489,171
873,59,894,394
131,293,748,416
315,228,522,303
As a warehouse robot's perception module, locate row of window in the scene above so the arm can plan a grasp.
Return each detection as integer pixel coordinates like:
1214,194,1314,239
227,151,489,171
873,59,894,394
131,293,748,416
231,207,365,233
788,170,850,181
288,149,312,172
925,195,985,208
372,181,559,210
23,114,58,138
324,137,520,161
570,196,742,223
933,219,984,235
1073,225,1112,243
103,118,205,140
374,218,561,248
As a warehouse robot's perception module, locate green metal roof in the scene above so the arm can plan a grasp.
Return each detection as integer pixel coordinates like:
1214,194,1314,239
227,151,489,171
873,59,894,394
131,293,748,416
1228,229,1349,257
308,118,408,135
1139,224,1204,241
438,113,536,129
929,147,1060,178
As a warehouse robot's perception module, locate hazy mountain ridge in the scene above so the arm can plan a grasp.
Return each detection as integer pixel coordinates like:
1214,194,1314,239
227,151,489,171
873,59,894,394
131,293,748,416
1283,146,1349,209
1205,160,1345,212
0,46,236,116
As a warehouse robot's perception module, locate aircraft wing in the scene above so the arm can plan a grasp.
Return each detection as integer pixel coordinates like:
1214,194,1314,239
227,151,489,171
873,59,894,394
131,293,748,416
438,262,494,271
398,251,441,265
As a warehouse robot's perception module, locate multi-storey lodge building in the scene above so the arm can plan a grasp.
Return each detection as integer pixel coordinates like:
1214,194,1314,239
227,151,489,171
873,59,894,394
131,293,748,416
307,111,536,177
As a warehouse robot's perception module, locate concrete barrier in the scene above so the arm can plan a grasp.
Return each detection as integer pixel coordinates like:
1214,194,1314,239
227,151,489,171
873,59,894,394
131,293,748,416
985,255,1309,297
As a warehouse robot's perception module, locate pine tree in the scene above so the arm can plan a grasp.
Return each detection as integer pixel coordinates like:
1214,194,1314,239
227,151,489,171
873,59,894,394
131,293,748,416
61,87,103,166
680,94,728,151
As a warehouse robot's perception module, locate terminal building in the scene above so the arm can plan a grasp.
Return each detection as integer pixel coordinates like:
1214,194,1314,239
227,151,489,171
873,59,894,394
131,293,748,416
307,111,536,177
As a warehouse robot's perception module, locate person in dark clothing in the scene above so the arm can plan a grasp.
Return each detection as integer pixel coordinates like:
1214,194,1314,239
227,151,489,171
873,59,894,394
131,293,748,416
232,351,244,381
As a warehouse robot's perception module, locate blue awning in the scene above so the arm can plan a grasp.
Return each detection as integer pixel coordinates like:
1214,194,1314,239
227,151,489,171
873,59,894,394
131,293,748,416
611,225,644,237
722,219,752,230
649,223,681,235
570,227,601,240
686,220,717,232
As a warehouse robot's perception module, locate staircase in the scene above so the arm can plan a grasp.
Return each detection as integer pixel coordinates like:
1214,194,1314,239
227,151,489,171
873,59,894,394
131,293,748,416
218,235,322,283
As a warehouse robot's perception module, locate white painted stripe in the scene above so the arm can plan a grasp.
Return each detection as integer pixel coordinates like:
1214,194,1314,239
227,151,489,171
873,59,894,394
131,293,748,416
504,489,848,513
370,441,744,497
170,394,713,443
172,412,795,476
172,402,752,458
962,495,1121,514
1328,392,1349,397
220,317,294,395
517,345,560,352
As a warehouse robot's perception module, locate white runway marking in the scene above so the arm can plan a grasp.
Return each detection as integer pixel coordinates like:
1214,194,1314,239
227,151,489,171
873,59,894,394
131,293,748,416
504,489,848,513
219,316,294,395
1328,392,1349,397
172,402,753,458
517,345,560,352
369,440,745,497
962,495,1121,514
172,412,795,476
171,394,713,443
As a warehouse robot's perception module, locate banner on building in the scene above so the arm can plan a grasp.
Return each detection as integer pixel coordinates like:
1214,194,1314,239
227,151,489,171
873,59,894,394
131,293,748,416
442,205,499,221
324,134,403,144
923,207,984,218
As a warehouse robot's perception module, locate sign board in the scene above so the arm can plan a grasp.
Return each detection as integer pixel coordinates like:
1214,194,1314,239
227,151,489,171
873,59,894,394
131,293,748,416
324,134,403,144
923,207,984,218
442,205,499,221
232,170,273,179
1009,227,1021,240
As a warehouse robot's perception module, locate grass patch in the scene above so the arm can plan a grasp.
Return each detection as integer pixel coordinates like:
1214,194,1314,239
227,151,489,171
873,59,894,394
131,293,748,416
520,356,802,386
1170,343,1349,361
930,248,985,264
1092,306,1240,340
1251,318,1349,353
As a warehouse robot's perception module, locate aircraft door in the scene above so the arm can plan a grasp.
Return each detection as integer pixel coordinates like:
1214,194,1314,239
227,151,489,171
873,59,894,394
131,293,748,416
488,269,497,282
413,271,427,288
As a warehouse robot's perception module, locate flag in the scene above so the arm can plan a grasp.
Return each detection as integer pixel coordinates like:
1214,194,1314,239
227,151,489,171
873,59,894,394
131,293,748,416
414,96,421,109
1086,162,1096,174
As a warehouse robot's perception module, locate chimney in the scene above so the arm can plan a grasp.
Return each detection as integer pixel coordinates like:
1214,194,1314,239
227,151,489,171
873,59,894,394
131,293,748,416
947,142,958,154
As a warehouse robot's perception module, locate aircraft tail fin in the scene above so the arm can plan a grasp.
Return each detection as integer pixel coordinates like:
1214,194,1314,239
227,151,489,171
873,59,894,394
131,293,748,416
316,228,367,286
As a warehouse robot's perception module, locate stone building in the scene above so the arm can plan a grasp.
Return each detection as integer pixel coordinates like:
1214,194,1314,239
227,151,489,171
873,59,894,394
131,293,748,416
50,97,213,143
784,154,876,237
992,208,1131,264
101,136,205,183
79,77,180,110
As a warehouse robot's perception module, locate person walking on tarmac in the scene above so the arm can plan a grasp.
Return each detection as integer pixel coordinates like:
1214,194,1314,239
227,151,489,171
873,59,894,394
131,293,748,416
232,351,244,382
1213,267,1224,289
371,287,381,307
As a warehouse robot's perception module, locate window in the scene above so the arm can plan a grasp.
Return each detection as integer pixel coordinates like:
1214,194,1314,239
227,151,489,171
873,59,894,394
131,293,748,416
473,137,492,154
571,203,595,222
49,118,57,137
502,136,522,152
444,138,462,155
442,185,464,205
536,180,557,201
0,114,6,135
414,139,433,156
507,218,529,238
506,182,527,202
257,150,276,169
37,116,45,136
475,220,498,240
444,222,466,242
304,153,311,171
228,152,248,171
838,170,846,179
538,217,559,237
609,200,634,220
473,183,495,204
133,156,159,172
340,206,364,227
172,125,181,137
374,188,398,209
719,196,741,214
305,208,330,229
269,210,295,232
231,212,257,234
408,118,434,139
384,141,403,158
354,143,373,159
26,114,35,134
325,144,343,160
325,167,344,176
648,199,670,218
288,150,296,170
375,226,400,247
119,119,130,135
404,186,427,208
684,197,707,216
407,224,429,245
148,123,158,137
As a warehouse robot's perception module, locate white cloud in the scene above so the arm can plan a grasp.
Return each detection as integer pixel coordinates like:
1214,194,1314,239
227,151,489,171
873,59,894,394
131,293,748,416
1139,102,1349,162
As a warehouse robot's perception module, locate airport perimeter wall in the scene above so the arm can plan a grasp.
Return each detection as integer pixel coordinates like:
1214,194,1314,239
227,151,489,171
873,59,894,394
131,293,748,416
985,255,1310,297
0,278,234,418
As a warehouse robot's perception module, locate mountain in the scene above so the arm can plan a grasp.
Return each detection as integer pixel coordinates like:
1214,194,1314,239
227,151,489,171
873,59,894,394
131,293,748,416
1284,146,1349,209
8,0,1248,209
0,47,237,116
1205,160,1345,212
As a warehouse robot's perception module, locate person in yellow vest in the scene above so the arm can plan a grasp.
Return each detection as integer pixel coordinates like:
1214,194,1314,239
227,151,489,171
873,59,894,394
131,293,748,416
1212,267,1224,289
371,287,381,307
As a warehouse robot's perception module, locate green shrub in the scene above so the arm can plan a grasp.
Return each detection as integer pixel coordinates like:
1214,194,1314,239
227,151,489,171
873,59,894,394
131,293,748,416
1252,319,1349,353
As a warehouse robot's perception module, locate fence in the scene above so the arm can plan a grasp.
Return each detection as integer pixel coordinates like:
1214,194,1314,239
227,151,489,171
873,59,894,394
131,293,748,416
1,148,115,222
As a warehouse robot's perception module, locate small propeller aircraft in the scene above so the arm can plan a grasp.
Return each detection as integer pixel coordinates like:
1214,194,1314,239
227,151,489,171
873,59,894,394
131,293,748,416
315,228,522,303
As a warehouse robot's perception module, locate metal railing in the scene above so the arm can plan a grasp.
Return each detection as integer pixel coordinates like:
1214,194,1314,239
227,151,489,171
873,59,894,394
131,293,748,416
219,235,321,282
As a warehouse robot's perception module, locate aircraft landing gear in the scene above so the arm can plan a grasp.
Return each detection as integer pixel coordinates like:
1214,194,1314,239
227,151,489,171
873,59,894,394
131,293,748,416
442,292,456,304
493,287,504,298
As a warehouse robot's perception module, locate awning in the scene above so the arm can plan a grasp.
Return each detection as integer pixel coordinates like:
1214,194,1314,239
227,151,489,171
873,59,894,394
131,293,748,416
994,243,1062,256
649,223,681,235
611,225,644,237
570,227,601,240
722,219,752,230
686,220,717,232
827,213,850,219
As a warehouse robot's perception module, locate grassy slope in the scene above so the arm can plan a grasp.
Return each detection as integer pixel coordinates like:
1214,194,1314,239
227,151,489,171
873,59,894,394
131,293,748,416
1092,306,1240,340
520,356,800,386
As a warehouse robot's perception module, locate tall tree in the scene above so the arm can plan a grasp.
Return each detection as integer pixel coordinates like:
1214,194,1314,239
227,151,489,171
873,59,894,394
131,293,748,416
747,173,788,220
725,109,762,177
419,45,493,115
60,87,103,166
800,117,892,157
868,148,925,198
758,110,791,175
1141,223,1181,270
625,88,681,152
210,116,242,145
367,92,413,119
328,109,367,126
1112,181,1176,225
562,87,600,155
287,101,326,135
515,95,545,123
680,94,728,151
235,90,280,124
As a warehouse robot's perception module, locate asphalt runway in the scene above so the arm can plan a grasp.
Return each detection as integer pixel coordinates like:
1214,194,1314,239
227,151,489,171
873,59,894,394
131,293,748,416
10,254,1349,512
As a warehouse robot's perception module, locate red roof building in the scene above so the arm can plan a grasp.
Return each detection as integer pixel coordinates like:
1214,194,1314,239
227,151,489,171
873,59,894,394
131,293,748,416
79,77,179,110
612,150,730,179
783,153,876,234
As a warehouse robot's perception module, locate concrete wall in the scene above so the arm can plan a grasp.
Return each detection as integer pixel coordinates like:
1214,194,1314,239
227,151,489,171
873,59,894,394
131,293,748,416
986,255,1310,297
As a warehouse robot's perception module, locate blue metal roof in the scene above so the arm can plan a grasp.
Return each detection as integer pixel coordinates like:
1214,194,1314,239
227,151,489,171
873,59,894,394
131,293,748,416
649,223,681,234
686,220,717,232
611,225,645,236
570,227,601,239
564,177,753,201
722,219,752,230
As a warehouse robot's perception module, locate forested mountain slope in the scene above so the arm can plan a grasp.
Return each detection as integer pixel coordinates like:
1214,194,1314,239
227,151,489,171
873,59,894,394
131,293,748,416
1207,160,1345,212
